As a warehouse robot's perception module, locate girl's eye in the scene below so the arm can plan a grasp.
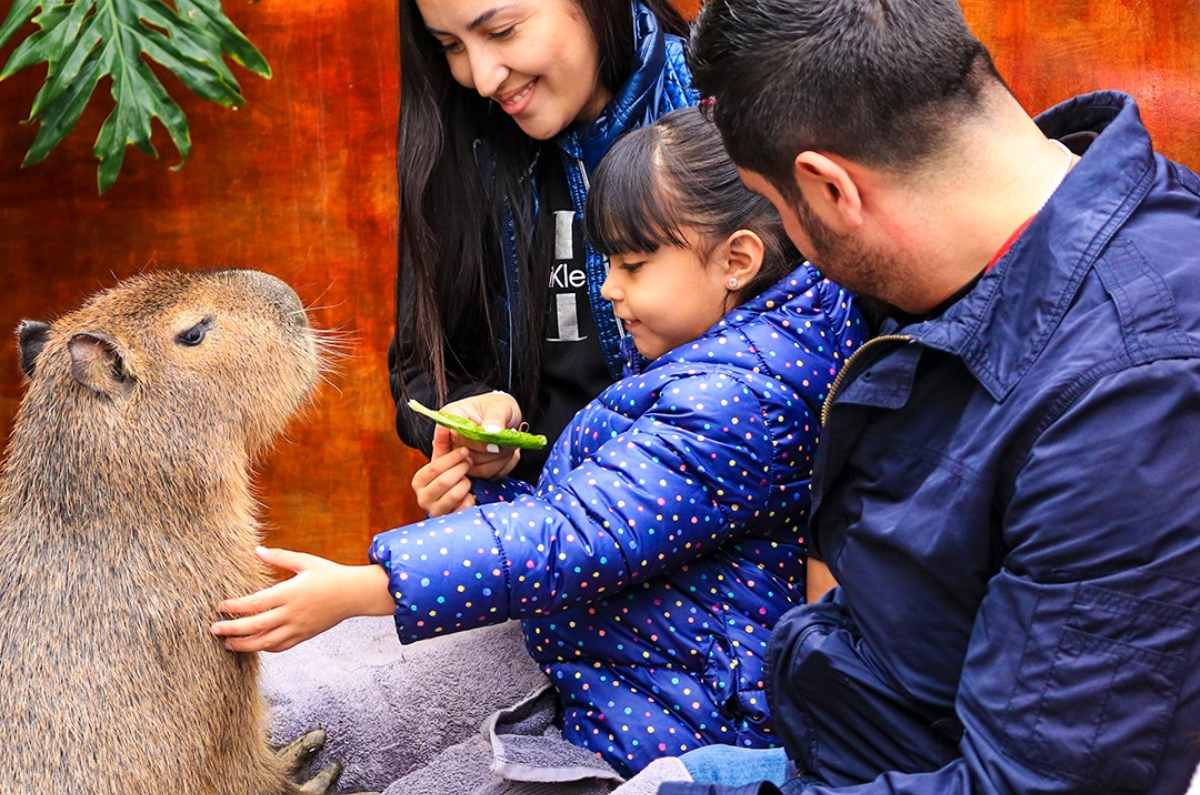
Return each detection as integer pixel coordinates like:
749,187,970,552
176,318,212,347
489,25,516,41
436,37,463,54
621,261,645,274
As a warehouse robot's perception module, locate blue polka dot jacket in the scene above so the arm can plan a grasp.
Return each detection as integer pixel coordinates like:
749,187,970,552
370,264,866,775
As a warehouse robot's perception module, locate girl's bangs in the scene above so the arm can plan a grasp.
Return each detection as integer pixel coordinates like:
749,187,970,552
585,130,690,256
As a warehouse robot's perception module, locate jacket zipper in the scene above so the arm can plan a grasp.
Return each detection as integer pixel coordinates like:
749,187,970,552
820,334,915,426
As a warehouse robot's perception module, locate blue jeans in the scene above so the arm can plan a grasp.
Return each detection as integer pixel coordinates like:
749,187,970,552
679,745,791,787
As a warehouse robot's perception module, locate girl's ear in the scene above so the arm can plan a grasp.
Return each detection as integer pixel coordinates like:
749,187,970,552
722,230,765,289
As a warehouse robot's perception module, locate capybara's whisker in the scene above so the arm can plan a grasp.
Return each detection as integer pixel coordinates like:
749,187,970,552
302,282,335,313
295,300,346,315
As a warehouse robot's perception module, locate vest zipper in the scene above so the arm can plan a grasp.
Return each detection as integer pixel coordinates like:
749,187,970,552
820,334,915,426
575,156,626,341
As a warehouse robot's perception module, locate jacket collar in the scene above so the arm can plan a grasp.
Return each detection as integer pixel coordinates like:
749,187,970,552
557,1,670,173
903,91,1158,400
620,333,647,376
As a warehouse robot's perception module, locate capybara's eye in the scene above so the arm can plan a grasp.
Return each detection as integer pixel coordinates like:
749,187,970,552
176,317,213,347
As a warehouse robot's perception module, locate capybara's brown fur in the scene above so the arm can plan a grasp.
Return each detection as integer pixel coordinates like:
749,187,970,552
0,270,324,794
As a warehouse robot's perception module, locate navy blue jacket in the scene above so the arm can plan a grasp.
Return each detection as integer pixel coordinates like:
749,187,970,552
371,267,866,776
664,92,1200,795
391,2,697,454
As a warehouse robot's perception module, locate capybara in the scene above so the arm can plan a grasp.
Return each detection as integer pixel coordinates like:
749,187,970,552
0,270,343,794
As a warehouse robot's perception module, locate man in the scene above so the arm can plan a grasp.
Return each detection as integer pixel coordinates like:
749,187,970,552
658,0,1200,792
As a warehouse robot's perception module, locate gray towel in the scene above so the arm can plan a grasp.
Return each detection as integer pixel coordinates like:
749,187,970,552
609,759,693,795
385,684,621,795
262,617,547,793
384,683,692,795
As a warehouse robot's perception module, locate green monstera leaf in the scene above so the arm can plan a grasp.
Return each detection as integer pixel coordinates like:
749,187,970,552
0,0,270,193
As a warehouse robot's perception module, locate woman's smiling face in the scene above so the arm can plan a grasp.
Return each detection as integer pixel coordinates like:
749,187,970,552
417,0,612,140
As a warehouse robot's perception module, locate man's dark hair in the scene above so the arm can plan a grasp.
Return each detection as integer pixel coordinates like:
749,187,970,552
688,0,1004,197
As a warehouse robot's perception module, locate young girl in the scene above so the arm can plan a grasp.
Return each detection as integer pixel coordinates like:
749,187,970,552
392,0,696,486
213,108,866,776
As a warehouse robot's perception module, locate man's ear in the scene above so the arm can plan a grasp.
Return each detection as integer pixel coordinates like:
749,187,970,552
793,151,864,231
723,230,766,288
17,320,50,379
68,332,133,398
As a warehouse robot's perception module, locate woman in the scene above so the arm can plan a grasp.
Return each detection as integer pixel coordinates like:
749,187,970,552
391,0,697,486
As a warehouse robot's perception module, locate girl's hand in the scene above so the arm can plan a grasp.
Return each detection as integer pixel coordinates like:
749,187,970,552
412,445,477,516
211,547,394,653
438,391,523,479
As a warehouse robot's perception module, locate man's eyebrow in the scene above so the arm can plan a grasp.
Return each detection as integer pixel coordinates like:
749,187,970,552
426,5,514,37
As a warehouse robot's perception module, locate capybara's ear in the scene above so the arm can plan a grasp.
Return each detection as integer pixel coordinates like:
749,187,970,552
16,320,50,379
68,331,133,398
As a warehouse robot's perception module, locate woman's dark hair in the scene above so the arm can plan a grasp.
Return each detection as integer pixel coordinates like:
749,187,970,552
585,106,799,306
395,0,689,411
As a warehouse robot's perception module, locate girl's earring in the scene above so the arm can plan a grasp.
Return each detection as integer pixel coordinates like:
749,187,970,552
727,277,739,289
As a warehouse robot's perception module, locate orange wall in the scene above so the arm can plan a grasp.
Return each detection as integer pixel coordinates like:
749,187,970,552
963,0,1200,168
0,2,412,564
1,1,1197,565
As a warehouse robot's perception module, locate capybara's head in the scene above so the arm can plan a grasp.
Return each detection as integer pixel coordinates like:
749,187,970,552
13,270,321,473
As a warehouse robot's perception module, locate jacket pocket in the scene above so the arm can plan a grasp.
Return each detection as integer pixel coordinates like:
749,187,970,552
1014,583,1198,792
767,602,959,787
701,632,739,717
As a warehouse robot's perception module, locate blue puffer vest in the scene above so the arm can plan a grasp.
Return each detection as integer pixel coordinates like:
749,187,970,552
492,1,699,387
371,266,867,775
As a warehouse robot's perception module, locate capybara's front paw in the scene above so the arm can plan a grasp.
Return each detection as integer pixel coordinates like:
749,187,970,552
277,728,343,793
277,727,378,793
295,760,342,793
278,728,327,781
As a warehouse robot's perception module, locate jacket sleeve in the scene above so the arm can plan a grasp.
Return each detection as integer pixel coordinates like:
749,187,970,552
469,476,536,505
369,371,776,644
703,358,1200,795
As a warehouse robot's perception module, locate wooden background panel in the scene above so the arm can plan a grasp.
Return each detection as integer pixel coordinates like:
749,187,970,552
0,0,1197,568
673,0,1200,168
962,0,1200,168
0,1,412,564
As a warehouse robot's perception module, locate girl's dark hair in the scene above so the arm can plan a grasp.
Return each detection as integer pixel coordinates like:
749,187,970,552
585,106,799,305
395,0,689,410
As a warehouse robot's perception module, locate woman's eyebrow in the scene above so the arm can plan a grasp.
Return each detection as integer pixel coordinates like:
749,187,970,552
426,5,515,37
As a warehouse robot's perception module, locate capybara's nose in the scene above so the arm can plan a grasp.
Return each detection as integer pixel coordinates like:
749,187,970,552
218,270,307,326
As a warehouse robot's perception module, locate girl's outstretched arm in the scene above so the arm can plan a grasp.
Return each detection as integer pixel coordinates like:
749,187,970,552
210,547,395,653
369,370,786,644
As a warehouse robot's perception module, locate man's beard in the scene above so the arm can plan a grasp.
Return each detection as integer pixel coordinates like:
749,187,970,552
793,195,909,312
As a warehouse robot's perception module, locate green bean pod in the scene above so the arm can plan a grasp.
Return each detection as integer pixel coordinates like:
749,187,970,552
407,399,549,451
